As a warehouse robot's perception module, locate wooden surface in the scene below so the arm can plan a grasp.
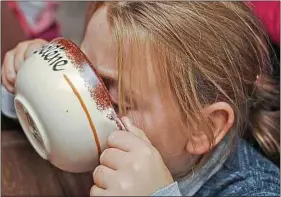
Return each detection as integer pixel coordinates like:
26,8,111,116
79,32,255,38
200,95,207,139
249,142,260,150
2,129,93,196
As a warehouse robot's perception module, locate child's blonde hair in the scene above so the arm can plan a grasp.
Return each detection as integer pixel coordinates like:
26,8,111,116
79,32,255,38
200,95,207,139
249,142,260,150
85,2,279,164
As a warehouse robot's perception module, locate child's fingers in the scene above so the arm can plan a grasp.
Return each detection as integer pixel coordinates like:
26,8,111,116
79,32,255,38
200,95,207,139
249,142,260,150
99,148,128,170
24,39,48,60
2,66,15,93
90,185,108,196
1,39,47,93
14,42,30,73
121,116,151,144
2,50,16,88
93,165,115,189
107,130,144,151
14,39,47,72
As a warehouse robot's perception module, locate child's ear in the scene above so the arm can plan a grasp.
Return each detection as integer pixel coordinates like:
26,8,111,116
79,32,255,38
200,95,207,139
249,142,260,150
186,102,234,155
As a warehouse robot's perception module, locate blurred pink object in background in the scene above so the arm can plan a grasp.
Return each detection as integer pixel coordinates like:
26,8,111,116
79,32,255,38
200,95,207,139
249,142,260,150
7,1,61,41
248,1,280,45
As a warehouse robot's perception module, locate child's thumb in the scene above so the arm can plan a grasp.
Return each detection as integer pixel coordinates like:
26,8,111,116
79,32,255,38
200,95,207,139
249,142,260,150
121,116,151,144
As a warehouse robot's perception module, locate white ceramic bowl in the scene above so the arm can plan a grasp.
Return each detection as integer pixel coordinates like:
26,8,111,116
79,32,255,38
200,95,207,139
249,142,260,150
14,38,124,173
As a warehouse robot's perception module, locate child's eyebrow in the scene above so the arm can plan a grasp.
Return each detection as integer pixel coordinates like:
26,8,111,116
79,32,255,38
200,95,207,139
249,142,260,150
95,64,148,105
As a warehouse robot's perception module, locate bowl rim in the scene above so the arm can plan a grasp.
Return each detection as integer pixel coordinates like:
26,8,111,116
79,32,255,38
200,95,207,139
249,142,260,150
50,37,125,130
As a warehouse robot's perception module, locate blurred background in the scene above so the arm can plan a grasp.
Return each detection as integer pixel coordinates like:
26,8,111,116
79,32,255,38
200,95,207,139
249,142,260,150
56,1,88,44
2,1,88,55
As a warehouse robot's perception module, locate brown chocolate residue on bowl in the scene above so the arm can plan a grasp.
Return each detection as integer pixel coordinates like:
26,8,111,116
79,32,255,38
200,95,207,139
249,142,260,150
91,83,111,111
57,39,85,72
57,38,113,111
55,38,122,130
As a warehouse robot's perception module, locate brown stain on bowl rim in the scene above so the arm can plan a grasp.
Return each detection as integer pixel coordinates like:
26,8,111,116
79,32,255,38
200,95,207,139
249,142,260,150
49,38,126,156
55,38,116,114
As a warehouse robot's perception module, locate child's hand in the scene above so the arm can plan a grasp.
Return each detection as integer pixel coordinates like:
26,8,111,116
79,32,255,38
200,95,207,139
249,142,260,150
2,39,47,93
90,117,174,196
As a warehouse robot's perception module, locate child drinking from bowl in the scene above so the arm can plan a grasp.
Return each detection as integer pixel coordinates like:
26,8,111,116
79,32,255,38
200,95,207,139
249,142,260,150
2,2,280,196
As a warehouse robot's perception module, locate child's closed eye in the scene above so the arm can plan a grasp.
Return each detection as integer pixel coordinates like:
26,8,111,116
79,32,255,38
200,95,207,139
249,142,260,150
111,96,133,115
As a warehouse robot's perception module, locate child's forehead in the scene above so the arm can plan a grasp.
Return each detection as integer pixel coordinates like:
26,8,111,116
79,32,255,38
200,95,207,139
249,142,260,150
82,5,117,68
87,5,109,35
83,4,169,93
85,5,112,50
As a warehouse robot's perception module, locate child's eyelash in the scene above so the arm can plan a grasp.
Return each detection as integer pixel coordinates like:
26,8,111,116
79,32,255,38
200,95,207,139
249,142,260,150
112,102,132,115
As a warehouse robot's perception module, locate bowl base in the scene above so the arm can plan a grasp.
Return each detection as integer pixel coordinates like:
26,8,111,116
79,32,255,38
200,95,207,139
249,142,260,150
14,96,48,160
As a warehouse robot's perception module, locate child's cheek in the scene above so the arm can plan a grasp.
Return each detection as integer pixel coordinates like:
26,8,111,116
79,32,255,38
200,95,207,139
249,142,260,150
125,110,147,130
